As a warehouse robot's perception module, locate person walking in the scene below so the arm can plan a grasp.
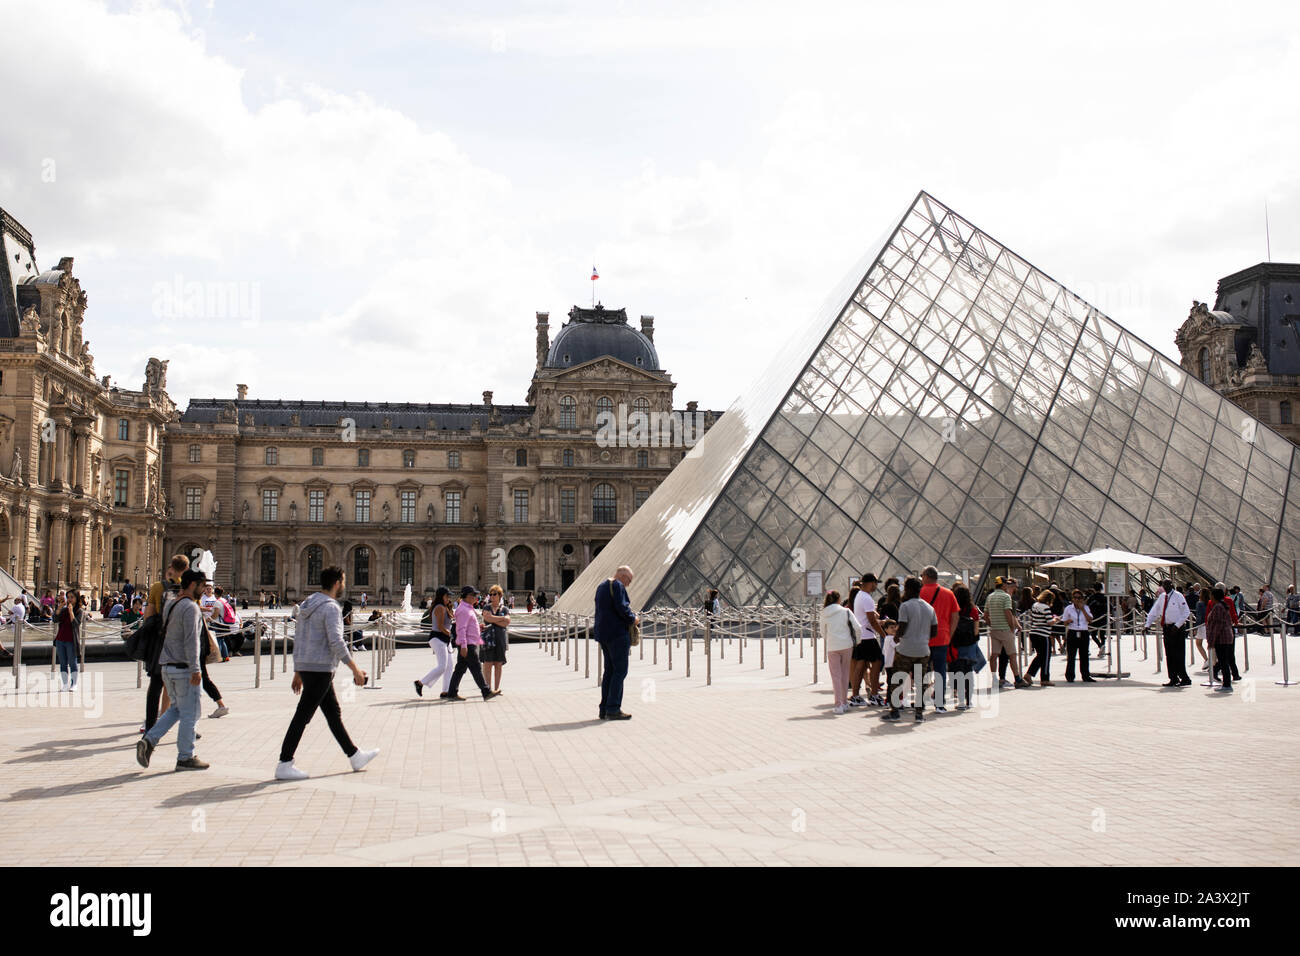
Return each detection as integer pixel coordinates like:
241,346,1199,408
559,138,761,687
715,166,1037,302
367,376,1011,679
479,584,511,694
135,569,209,772
594,565,638,721
1205,586,1236,693
1061,588,1095,683
985,577,1028,689
142,556,189,733
414,587,456,698
918,566,959,712
274,566,377,780
445,586,499,702
1147,579,1192,687
821,589,862,714
885,576,936,722
1286,584,1300,636
1024,589,1056,686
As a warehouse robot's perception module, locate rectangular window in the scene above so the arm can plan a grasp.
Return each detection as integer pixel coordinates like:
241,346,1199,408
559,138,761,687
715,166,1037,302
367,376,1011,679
560,488,576,524
188,444,201,463
185,486,202,520
114,469,129,507
265,447,278,466
308,489,325,522
355,489,371,522
312,447,324,466
400,490,416,523
448,450,461,470
514,489,529,523
515,448,527,467
262,489,279,521
636,450,648,469
403,450,416,468
634,488,650,511
358,448,370,467
117,419,129,441
445,491,461,524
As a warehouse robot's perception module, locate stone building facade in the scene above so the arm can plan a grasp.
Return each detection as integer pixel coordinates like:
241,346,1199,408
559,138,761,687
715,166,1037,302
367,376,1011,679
1175,262,1300,447
161,304,719,604
0,208,172,597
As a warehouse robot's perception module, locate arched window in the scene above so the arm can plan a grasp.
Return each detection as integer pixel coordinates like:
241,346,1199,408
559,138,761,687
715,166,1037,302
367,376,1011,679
353,546,370,587
1282,400,1294,425
111,536,127,581
305,545,324,589
596,396,614,421
507,546,535,592
398,547,415,586
592,482,617,524
259,545,277,586
559,395,577,430
632,397,650,418
443,547,461,587
1198,348,1211,383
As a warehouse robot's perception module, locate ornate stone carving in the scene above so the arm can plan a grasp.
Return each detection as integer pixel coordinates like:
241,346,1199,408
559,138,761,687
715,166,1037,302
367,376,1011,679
144,357,169,394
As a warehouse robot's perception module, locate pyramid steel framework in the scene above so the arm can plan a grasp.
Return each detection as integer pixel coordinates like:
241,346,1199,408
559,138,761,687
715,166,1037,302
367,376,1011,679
553,191,1300,611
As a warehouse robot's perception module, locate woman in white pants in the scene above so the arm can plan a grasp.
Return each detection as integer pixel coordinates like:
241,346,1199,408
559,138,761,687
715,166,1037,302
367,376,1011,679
414,587,456,698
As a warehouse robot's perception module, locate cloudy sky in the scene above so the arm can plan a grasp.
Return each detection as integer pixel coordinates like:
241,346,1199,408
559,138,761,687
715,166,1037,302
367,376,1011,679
1,0,1297,411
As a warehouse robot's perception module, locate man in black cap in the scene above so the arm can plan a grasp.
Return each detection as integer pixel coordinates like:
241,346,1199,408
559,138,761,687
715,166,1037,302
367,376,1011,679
445,585,499,701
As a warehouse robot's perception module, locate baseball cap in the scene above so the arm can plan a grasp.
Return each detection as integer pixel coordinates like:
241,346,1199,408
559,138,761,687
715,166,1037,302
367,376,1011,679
460,585,479,598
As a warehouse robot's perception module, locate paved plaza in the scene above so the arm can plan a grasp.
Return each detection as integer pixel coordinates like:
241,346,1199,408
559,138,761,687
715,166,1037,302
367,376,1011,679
2,629,1298,867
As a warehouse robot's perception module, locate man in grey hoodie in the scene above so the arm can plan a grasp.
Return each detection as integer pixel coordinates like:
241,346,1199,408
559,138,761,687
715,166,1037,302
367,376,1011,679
275,566,377,781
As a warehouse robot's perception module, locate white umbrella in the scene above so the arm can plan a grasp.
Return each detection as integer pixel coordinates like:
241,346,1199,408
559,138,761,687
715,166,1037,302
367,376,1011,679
1040,548,1181,570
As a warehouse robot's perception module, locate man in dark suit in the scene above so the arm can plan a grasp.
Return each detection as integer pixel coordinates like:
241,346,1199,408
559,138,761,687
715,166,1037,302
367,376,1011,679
594,565,638,721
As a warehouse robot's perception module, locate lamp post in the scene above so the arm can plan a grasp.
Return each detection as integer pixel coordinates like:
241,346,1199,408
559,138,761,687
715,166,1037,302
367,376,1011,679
74,560,80,588
133,565,139,591
56,558,62,591
33,555,41,591
99,560,105,606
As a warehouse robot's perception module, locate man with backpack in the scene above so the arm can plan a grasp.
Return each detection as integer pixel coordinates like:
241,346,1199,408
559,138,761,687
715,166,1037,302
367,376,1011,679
136,568,210,772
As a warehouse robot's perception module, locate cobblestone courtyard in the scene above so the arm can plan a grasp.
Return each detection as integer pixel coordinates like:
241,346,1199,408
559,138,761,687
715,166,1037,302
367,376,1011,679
3,632,1297,866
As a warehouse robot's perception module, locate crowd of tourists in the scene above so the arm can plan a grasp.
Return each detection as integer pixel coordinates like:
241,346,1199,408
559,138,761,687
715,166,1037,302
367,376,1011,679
820,567,1290,719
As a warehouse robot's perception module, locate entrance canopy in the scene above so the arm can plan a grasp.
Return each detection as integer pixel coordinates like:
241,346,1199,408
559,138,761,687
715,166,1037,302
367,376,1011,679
1040,549,1182,571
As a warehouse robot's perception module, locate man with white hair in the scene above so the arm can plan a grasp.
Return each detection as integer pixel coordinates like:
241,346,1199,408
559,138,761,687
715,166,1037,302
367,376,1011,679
593,565,639,720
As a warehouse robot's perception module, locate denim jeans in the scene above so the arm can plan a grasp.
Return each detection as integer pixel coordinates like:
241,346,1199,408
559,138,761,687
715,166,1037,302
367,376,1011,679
929,645,949,707
55,641,79,686
147,666,201,761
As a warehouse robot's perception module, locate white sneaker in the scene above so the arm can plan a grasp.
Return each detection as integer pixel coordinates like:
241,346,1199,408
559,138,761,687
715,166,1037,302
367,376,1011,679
833,704,847,715
210,705,230,718
349,748,379,772
275,761,308,781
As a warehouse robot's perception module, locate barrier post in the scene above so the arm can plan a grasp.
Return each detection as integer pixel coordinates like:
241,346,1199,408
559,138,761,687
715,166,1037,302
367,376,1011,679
1242,624,1250,672
269,618,277,680
136,658,143,689
584,617,590,679
685,616,691,678
254,614,262,688
283,616,290,672
1278,608,1296,686
667,615,673,671
705,618,712,686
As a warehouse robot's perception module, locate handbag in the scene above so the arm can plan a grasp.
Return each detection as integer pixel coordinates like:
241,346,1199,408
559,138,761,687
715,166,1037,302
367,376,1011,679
628,619,640,647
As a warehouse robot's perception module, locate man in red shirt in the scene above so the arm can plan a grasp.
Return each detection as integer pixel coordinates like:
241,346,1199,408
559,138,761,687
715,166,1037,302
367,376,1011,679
919,566,960,712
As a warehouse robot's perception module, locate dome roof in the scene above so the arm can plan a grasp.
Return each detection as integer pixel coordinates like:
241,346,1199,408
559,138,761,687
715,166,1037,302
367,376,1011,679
545,304,660,371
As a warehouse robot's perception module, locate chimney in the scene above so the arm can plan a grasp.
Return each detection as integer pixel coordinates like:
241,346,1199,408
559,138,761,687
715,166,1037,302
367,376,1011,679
236,384,248,400
536,312,550,368
640,315,655,342
482,390,493,407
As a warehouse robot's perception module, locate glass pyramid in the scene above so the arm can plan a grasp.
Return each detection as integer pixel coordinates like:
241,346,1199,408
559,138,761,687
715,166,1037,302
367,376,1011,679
554,191,1300,611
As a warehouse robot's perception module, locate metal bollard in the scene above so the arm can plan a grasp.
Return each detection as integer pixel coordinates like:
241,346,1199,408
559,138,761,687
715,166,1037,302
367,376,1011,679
254,614,262,688
1278,615,1296,686
269,618,277,680
812,630,818,684
584,619,590,679
136,658,143,689
1242,626,1250,672
283,617,290,672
